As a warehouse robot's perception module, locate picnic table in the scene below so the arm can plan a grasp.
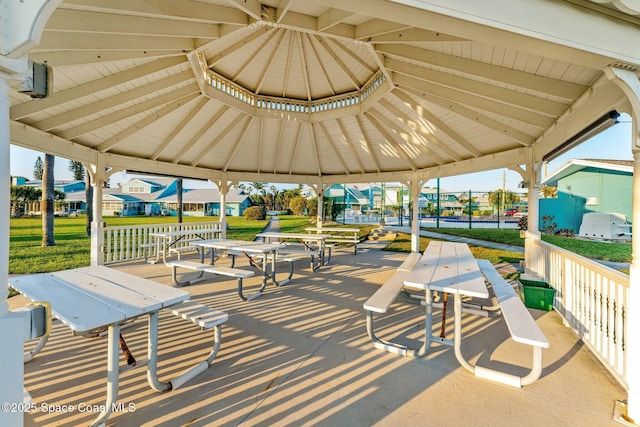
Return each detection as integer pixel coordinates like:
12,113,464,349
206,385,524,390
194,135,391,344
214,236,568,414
304,227,360,254
149,226,223,264
256,232,330,270
194,239,288,298
403,241,489,356
9,266,196,426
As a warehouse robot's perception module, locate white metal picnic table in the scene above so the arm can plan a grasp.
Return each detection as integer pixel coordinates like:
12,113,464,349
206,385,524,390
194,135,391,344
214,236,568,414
194,239,288,298
256,232,330,269
149,226,222,264
403,241,489,357
9,266,194,427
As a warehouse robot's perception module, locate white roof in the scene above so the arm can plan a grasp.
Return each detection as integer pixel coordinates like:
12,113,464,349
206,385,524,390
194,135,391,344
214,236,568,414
9,1,640,186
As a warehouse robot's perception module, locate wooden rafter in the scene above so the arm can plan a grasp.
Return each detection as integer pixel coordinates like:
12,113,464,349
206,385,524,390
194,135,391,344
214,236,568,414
172,105,230,163
363,112,418,170
255,29,289,95
312,35,360,90
376,44,586,101
151,97,210,160
287,121,304,174
35,70,195,132
391,90,482,158
224,116,254,171
97,93,201,153
317,122,351,174
336,118,366,174
190,112,245,166
308,123,322,176
11,57,186,120
304,33,336,96
378,97,460,162
355,115,382,173
399,86,535,146
273,120,285,174
368,107,446,165
59,84,200,140
296,32,312,101
231,29,281,81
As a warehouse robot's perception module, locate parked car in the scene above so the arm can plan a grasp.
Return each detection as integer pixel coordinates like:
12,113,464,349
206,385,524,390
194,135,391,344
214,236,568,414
503,208,519,216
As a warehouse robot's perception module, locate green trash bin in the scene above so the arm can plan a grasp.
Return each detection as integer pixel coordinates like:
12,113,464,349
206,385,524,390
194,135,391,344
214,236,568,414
518,274,555,311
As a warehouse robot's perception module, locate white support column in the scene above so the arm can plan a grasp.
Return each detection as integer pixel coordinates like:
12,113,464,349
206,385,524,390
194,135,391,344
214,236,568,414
0,75,24,427
2,2,62,423
408,176,426,253
88,160,106,266
312,182,325,229
524,160,542,275
628,147,640,423
604,66,640,423
214,180,231,239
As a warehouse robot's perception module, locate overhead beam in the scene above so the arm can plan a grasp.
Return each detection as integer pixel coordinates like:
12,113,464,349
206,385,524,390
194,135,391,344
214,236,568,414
190,112,245,166
390,91,482,158
368,27,466,43
224,116,254,171
225,0,262,20
151,97,210,160
392,72,556,129
27,50,185,67
58,84,201,140
313,35,361,91
385,57,568,117
36,32,196,51
172,105,230,164
60,0,249,25
11,56,186,119
34,70,195,131
368,107,446,164
316,122,352,174
364,112,418,170
355,114,382,173
336,118,366,174
376,44,587,101
46,9,221,38
355,19,410,39
317,8,353,32
379,97,463,161
96,93,201,153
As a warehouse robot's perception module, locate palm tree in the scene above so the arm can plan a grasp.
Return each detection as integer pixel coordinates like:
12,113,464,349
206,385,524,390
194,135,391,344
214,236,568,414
41,154,55,246
10,185,41,217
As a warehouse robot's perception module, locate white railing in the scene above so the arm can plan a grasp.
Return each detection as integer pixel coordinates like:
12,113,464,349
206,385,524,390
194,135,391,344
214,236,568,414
103,221,222,264
528,238,629,389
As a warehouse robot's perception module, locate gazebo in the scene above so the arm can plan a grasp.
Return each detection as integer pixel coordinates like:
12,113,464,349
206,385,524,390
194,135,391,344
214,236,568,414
2,1,640,424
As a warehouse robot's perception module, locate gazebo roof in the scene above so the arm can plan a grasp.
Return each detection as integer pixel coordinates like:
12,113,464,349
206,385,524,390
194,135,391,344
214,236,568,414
9,0,640,186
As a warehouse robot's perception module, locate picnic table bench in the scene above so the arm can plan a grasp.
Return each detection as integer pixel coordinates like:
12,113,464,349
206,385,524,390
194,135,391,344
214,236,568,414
473,260,549,387
9,266,228,426
305,227,360,255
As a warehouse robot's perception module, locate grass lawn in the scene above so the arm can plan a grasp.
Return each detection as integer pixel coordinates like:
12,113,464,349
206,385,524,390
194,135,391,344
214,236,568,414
9,215,376,275
9,215,268,275
385,232,524,267
424,227,631,263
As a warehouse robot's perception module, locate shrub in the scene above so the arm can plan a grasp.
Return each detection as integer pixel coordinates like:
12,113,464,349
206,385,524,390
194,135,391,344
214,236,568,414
244,205,266,220
517,215,528,231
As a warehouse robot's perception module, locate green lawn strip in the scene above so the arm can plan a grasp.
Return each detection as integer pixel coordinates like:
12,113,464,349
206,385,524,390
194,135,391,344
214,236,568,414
423,227,631,263
384,232,523,266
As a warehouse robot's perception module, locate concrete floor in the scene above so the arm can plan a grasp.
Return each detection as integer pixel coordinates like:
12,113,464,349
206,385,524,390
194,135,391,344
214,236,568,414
12,240,627,426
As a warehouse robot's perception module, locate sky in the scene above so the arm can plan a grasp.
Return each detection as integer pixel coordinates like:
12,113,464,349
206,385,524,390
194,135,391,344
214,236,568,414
10,114,633,193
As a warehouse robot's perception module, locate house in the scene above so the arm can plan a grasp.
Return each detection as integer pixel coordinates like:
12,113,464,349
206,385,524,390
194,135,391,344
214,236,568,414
12,177,251,217
540,159,633,233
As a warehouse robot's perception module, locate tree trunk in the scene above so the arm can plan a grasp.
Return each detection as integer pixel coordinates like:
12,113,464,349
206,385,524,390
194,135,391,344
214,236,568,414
85,173,93,236
41,154,56,246
177,179,183,223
